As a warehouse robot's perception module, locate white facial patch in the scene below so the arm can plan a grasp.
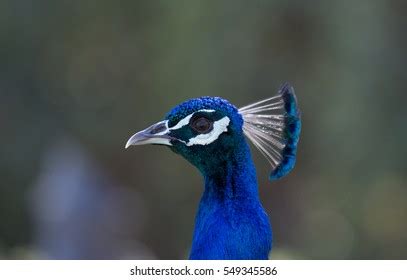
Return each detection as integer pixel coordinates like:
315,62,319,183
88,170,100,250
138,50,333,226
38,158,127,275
169,109,216,130
186,116,230,146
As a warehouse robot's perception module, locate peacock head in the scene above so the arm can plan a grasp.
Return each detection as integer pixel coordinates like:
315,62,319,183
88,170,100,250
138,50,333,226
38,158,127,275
125,97,245,174
125,83,301,180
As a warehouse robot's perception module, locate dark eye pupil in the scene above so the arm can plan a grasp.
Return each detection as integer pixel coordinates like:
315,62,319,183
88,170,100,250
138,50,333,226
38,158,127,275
192,117,212,133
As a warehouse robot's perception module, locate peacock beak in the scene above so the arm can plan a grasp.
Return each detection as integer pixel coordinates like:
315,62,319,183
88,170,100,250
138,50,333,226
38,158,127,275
125,120,173,148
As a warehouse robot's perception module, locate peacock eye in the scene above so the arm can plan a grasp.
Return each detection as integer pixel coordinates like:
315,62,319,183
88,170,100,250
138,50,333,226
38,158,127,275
190,116,213,133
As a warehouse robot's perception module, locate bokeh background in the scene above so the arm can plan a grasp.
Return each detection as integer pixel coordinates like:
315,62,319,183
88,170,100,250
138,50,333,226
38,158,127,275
1,0,406,259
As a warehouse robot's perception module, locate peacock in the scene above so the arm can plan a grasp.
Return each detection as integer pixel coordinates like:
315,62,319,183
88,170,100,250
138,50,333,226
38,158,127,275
125,83,301,260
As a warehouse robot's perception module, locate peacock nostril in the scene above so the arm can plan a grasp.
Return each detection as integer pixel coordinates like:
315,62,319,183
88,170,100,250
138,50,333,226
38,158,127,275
125,120,172,148
149,122,167,134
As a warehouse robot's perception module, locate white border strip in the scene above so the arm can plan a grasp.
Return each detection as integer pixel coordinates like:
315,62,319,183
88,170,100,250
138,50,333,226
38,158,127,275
0,260,406,280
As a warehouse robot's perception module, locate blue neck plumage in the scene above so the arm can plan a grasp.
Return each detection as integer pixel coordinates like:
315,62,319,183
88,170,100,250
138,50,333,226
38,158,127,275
189,139,272,260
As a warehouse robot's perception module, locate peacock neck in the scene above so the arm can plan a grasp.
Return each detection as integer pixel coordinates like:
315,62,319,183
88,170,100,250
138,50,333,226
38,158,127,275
203,143,259,202
189,140,272,260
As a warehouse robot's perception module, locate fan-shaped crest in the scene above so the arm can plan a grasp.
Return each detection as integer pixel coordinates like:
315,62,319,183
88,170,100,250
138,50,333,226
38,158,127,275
239,83,301,180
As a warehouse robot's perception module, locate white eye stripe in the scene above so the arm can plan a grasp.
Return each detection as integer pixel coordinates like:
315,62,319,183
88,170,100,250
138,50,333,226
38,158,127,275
186,116,230,146
169,109,216,130
170,114,194,130
151,110,218,137
198,109,216,113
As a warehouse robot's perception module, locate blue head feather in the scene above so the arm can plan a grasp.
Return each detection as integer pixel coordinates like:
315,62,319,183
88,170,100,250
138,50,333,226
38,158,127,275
166,96,243,129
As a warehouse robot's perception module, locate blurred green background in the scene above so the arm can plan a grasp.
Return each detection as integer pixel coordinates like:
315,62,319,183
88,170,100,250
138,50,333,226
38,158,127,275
1,0,406,259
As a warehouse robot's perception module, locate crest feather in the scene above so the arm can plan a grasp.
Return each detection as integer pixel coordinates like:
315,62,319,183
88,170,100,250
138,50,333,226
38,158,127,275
239,83,301,181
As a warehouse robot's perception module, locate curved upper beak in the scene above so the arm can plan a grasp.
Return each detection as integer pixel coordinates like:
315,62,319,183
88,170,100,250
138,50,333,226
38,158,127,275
125,120,172,148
